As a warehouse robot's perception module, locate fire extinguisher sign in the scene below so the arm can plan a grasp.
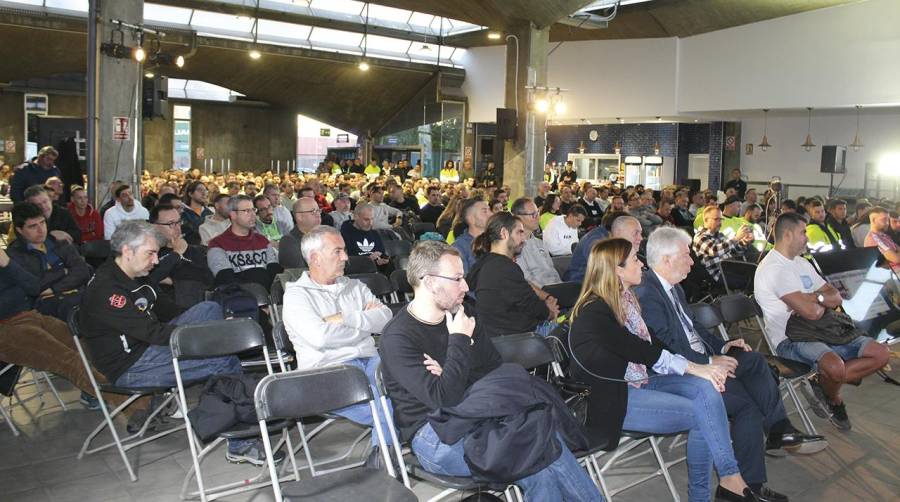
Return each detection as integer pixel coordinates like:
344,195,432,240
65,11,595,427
113,116,130,141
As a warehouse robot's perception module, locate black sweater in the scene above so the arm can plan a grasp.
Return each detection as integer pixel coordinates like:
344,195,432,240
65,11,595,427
568,297,666,449
466,253,549,337
379,305,502,442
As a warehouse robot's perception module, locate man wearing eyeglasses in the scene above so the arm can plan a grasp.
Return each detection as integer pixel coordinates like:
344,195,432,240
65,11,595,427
278,197,321,269
207,195,281,291
511,197,561,288
148,204,213,313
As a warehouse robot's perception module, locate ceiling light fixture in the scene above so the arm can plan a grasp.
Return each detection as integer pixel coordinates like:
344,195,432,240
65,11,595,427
248,49,261,60
358,60,370,71
249,0,261,60
175,55,185,68
144,71,155,79
849,105,864,151
487,31,502,40
801,107,816,152
758,109,772,152
359,2,371,72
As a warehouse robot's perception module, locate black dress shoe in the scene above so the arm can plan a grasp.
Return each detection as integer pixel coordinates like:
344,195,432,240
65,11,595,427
751,485,789,502
715,485,761,502
769,432,828,455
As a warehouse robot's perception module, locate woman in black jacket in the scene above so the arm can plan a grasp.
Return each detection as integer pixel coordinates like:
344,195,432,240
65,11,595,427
569,238,760,502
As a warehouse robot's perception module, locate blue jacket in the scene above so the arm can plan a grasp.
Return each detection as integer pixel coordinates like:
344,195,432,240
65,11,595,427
451,230,476,273
10,162,61,202
564,225,608,282
634,269,725,364
0,259,41,320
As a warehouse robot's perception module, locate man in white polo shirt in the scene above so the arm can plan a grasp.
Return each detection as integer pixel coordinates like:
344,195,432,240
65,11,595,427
754,212,889,431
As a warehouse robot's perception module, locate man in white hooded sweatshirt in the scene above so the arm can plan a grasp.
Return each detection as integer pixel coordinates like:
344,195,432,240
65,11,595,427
103,184,149,240
282,224,393,446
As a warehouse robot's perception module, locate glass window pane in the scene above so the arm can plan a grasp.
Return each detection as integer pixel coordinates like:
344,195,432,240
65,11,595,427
172,105,191,120
308,0,364,16
173,119,191,170
44,0,87,11
144,4,193,26
190,11,255,32
366,34,411,54
257,19,312,41
308,27,362,47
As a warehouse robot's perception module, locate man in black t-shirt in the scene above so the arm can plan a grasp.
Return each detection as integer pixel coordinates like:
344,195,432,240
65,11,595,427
418,186,444,225
379,241,602,499
724,168,747,199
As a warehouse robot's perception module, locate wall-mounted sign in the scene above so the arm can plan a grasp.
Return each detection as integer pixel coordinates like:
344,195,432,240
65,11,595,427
112,116,130,141
387,136,399,145
195,147,206,160
745,143,753,155
725,136,736,151
4,139,15,154
320,128,331,137
336,133,349,144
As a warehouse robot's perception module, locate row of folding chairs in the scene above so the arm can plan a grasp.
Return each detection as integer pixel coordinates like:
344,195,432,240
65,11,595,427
0,364,68,437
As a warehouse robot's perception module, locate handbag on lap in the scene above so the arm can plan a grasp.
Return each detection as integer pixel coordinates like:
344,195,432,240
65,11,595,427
785,309,863,346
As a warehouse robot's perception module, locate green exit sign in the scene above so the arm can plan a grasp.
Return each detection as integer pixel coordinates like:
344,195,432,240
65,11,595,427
320,128,331,137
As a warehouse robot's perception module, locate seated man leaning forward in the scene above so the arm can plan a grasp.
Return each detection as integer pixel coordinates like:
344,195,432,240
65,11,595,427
282,225,394,449
754,212,890,431
379,241,602,501
79,220,279,464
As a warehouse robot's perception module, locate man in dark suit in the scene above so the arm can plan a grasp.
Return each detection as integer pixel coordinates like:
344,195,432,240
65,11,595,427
636,227,825,502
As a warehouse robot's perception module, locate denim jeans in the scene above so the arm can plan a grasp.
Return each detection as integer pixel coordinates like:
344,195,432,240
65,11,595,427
331,355,394,446
622,374,740,502
114,302,241,388
412,423,604,502
776,336,872,368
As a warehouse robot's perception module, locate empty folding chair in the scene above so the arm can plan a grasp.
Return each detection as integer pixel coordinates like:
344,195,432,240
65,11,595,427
374,365,522,502
171,318,295,501
349,272,396,304
255,365,417,502
714,294,821,436
716,259,757,296
346,255,378,275
66,307,185,482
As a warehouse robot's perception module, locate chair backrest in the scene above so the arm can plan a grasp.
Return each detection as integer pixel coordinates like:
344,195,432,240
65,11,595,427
384,239,413,258
542,281,581,310
271,321,294,354
390,269,413,295
412,222,435,238
270,268,307,306
239,282,270,307
170,319,265,359
689,302,723,331
552,255,572,278
349,272,395,298
376,228,399,242
716,293,761,324
491,332,556,370
80,239,111,259
346,255,378,274
254,365,372,421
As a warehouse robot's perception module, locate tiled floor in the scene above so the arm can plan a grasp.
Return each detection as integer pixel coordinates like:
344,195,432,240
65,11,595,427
2,353,899,502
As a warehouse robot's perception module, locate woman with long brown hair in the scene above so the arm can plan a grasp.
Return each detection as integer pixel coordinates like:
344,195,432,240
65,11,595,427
435,193,460,238
568,238,760,502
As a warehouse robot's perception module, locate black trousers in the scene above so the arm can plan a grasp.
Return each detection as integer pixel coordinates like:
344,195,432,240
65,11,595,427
721,350,786,485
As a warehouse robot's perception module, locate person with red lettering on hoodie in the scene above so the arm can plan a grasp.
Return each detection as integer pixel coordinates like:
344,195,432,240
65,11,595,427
207,194,282,291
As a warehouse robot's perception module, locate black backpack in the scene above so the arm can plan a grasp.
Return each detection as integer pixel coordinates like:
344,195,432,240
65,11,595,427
210,284,259,322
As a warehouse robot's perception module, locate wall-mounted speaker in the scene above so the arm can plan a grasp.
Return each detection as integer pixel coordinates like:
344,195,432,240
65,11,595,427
820,145,847,174
496,108,517,140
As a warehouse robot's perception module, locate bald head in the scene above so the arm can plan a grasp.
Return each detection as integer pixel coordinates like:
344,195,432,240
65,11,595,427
611,215,643,250
292,197,321,233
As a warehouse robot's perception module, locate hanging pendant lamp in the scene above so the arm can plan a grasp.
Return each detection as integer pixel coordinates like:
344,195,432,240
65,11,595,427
801,107,816,152
758,109,772,152
849,105,864,151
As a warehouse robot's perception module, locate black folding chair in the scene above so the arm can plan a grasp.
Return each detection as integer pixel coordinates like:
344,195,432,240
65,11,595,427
543,281,581,310
349,272,396,303
255,366,417,502
714,294,821,436
552,255,572,279
717,259,757,296
411,222,436,239
390,269,414,301
80,239,111,269
346,255,378,274
384,239,413,259
269,268,307,324
689,302,726,340
374,365,523,502
67,307,185,482
171,318,294,501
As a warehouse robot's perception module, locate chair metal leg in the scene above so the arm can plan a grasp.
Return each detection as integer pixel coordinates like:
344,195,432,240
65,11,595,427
786,380,818,436
649,437,681,502
37,371,67,411
0,398,19,436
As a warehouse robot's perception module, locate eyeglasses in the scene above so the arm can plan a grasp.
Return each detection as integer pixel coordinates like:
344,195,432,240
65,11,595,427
516,211,538,218
234,208,255,214
422,274,466,283
154,220,182,228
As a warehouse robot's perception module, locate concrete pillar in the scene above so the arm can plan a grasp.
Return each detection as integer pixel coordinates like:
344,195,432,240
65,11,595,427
502,24,549,199
91,0,143,206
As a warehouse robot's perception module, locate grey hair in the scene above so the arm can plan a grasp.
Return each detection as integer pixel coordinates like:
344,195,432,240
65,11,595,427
406,240,461,289
300,225,340,263
110,220,166,257
646,226,692,268
610,215,640,238
354,202,373,217
227,194,253,213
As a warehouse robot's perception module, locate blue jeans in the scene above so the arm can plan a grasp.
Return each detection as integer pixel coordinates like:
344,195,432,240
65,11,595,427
114,302,241,388
622,375,740,502
412,423,603,502
331,355,394,446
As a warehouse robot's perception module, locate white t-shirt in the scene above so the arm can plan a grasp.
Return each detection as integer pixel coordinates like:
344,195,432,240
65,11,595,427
543,215,579,256
753,249,825,350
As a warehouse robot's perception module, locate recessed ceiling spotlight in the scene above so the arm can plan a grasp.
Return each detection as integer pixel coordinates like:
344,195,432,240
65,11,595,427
249,49,262,60
487,32,502,40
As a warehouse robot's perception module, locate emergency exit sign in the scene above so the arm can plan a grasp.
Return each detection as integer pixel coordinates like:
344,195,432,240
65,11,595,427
320,128,331,137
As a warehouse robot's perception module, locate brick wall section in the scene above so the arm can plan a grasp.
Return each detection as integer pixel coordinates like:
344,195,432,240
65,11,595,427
676,123,710,184
546,123,678,164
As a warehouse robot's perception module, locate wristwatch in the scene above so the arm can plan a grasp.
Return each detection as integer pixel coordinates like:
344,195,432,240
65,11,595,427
816,293,825,304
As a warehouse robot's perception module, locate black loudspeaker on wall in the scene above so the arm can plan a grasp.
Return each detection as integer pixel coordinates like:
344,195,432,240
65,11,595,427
496,108,517,140
820,145,847,174
685,178,701,193
142,75,168,120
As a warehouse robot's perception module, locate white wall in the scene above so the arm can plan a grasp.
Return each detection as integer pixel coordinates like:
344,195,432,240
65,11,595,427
739,108,900,191
461,38,678,123
678,0,900,112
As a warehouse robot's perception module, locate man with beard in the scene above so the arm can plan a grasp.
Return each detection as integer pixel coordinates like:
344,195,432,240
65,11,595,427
825,199,854,249
379,240,601,500
199,194,232,245
466,212,559,338
253,195,291,245
103,184,149,240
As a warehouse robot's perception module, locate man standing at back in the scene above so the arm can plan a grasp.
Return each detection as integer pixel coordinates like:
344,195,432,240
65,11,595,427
10,146,59,202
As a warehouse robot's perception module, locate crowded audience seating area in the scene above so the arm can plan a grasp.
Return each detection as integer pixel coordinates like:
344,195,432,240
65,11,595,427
0,158,899,502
